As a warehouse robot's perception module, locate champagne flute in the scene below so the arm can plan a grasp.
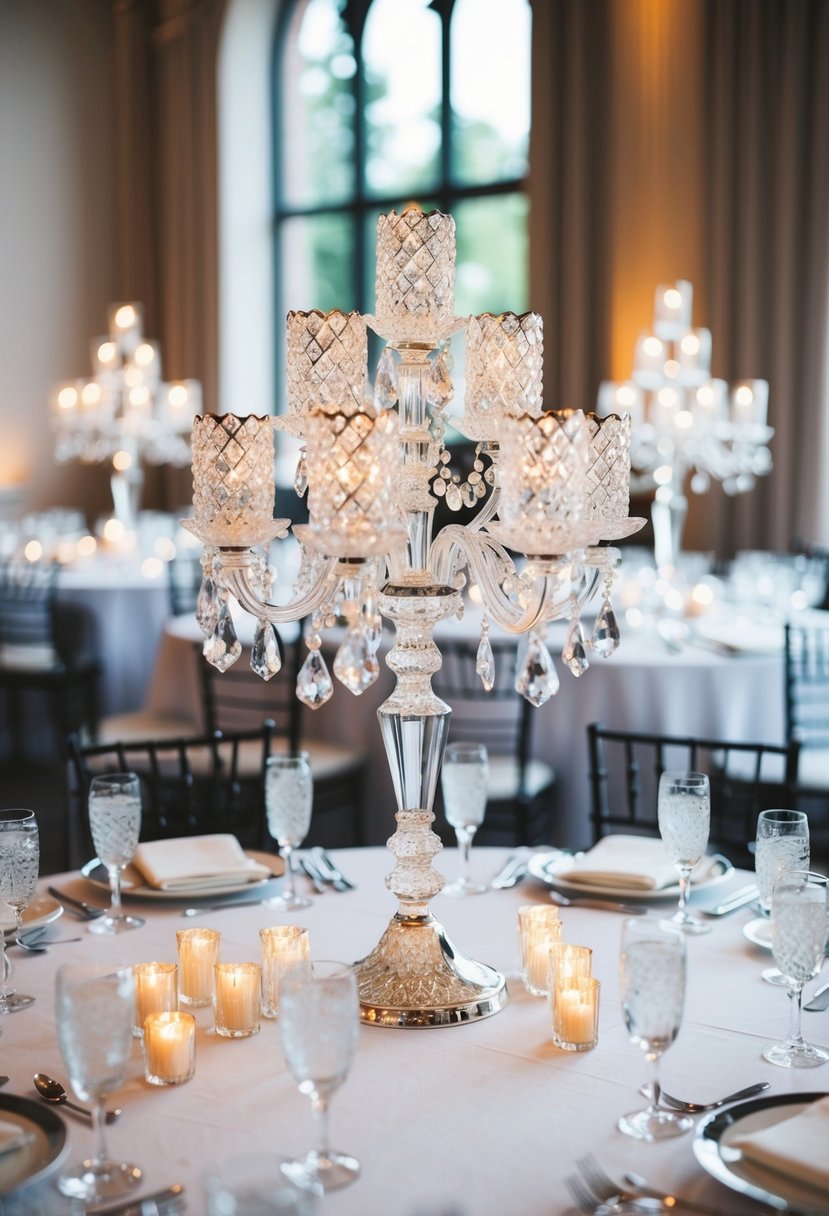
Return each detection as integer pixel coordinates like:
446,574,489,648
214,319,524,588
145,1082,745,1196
87,773,145,935
440,742,489,897
657,771,711,934
279,960,360,1192
618,918,691,1140
56,963,141,1201
763,870,829,1068
0,809,39,1012
755,809,810,985
264,753,313,911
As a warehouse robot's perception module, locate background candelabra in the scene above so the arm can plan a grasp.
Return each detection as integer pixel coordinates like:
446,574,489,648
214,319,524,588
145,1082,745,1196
51,303,201,528
184,205,643,1028
596,281,772,572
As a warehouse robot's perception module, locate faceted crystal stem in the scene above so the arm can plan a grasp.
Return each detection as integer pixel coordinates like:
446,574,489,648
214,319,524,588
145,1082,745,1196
395,346,438,576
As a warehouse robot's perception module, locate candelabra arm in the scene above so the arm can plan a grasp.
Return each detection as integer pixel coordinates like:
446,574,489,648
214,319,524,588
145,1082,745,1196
216,548,339,624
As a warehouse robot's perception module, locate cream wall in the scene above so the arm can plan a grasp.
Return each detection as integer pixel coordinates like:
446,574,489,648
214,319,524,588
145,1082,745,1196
0,0,118,522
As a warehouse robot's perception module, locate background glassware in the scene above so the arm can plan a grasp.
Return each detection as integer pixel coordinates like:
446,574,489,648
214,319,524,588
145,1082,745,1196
204,1152,322,1215
279,960,360,1192
764,870,829,1068
0,809,39,1012
657,770,711,934
440,742,489,896
264,753,313,912
618,918,691,1140
55,963,141,1202
87,773,145,934
755,809,810,985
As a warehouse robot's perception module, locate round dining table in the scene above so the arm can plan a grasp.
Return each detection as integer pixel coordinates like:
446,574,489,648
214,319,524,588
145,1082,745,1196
3,846,827,1214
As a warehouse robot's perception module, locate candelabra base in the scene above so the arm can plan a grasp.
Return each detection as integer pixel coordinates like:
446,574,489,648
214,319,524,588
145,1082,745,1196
354,910,508,1028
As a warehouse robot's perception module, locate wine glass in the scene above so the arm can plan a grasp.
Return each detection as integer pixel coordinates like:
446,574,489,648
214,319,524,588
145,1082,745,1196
264,753,313,912
87,773,145,934
440,742,489,897
755,809,810,985
657,771,711,934
0,809,39,1012
55,963,141,1202
763,870,829,1068
279,960,360,1193
204,1153,322,1214
618,917,691,1140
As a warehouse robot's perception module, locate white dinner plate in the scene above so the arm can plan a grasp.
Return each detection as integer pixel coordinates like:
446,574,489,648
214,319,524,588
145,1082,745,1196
0,1093,68,1197
694,1092,829,1211
1,894,63,939
80,849,284,900
742,916,772,950
527,850,733,901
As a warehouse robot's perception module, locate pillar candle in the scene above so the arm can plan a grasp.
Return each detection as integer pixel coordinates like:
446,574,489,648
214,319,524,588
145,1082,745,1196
260,926,310,1019
176,928,221,1008
214,962,261,1038
132,962,177,1037
517,905,562,996
551,976,600,1052
143,1011,196,1085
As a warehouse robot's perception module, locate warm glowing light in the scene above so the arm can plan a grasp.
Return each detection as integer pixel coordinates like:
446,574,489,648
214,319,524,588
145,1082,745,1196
57,387,78,409
81,383,102,406
114,304,136,329
681,333,700,356
77,535,97,558
625,607,643,628
653,465,673,485
24,540,42,562
657,388,679,409
468,582,483,605
168,384,189,409
103,518,125,543
675,411,693,430
643,336,663,358
141,557,164,580
663,359,680,379
97,341,117,364
112,450,132,472
617,385,637,407
129,386,151,407
135,343,154,365
55,541,77,564
664,288,682,310
124,366,142,388
691,583,715,607
154,537,177,561
696,385,714,406
735,385,754,406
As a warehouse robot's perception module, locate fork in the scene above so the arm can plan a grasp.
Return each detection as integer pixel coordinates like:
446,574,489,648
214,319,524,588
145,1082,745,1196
576,1155,725,1216
566,1172,662,1214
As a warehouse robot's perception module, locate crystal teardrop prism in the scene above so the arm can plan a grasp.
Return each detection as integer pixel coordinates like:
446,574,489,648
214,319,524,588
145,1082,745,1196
374,346,398,410
514,636,559,707
296,647,334,709
250,619,282,680
591,599,621,658
476,628,495,691
195,573,219,638
333,628,380,695
293,449,308,496
203,604,242,672
563,618,590,677
425,352,453,407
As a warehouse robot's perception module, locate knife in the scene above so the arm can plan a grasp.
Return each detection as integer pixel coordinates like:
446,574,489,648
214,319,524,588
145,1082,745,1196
701,884,759,917
311,847,355,891
300,856,327,894
488,852,530,890
549,893,647,915
181,898,267,917
87,1183,185,1216
804,980,829,1012
46,885,106,919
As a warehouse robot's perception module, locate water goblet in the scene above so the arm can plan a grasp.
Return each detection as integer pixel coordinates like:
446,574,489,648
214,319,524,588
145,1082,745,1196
87,773,145,934
755,809,810,985
55,963,141,1202
264,753,313,912
440,741,489,896
204,1152,322,1214
0,809,39,1012
279,959,360,1192
657,771,711,934
763,870,829,1068
618,917,692,1140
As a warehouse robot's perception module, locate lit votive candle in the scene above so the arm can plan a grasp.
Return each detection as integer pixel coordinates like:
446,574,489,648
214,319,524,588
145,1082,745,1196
214,962,261,1038
518,905,562,996
143,1011,196,1085
547,943,592,997
133,962,178,1037
260,926,310,1019
551,975,600,1052
176,928,221,1008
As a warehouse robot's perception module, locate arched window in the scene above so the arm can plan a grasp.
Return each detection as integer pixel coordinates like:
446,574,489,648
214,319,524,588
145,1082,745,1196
273,0,532,390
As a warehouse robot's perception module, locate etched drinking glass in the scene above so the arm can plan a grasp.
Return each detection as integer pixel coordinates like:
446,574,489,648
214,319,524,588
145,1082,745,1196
87,773,145,934
279,960,360,1193
0,809,39,1012
618,918,691,1140
763,870,829,1068
657,771,711,934
755,809,810,985
264,753,313,912
56,963,141,1202
440,742,489,896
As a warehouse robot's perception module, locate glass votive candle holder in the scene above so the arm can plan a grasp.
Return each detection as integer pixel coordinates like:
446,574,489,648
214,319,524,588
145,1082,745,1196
260,925,310,1019
518,905,562,996
213,962,262,1038
551,975,600,1052
133,962,178,1038
547,943,593,996
176,928,221,1007
143,1011,196,1085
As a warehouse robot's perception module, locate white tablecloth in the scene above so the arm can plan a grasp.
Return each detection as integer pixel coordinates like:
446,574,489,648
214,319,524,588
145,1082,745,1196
4,847,827,1214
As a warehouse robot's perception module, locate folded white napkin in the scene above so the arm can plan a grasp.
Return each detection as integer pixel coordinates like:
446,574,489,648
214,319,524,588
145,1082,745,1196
554,834,718,891
730,1095,829,1195
132,834,273,892
0,1120,32,1157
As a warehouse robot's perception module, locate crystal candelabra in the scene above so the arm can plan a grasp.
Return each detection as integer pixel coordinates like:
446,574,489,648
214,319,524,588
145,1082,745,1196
183,205,644,1028
596,281,772,572
51,303,202,528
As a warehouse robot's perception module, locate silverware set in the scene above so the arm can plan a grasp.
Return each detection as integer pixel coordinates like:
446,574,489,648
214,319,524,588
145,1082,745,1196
567,1153,728,1215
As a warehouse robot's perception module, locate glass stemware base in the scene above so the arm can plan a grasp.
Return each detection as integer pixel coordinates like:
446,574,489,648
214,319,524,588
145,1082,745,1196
88,912,145,935
763,1038,829,1068
0,991,35,1013
441,876,487,897
263,890,312,912
288,1148,360,1193
617,1103,693,1140
659,909,711,935
58,1157,142,1202
761,966,789,986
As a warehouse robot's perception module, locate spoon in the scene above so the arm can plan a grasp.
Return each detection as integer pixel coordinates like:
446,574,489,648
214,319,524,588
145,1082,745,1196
33,1073,122,1124
14,933,83,954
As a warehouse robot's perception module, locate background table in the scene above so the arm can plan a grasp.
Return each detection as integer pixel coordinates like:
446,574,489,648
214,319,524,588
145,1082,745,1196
4,847,827,1214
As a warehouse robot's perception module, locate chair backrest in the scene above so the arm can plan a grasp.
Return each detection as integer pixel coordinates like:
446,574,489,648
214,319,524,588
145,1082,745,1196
785,621,829,749
433,636,531,772
0,559,60,666
65,722,275,866
587,722,801,865
198,634,301,749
